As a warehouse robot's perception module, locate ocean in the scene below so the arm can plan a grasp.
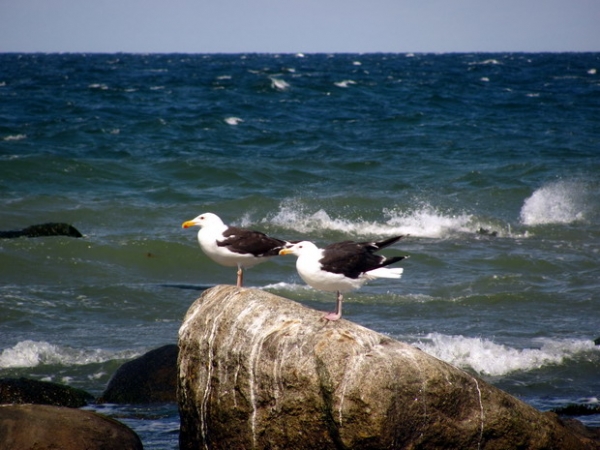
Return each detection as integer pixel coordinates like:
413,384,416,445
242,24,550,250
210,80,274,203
1,52,599,448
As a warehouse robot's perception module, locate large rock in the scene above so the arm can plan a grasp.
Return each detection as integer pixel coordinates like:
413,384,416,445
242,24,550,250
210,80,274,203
98,344,178,404
178,285,600,450
0,377,93,407
0,404,143,450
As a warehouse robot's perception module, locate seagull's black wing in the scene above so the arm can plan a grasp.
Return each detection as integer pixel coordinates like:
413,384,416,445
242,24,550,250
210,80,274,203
217,227,287,257
320,237,407,279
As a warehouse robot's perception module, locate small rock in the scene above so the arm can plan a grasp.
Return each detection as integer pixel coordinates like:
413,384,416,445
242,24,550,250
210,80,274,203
0,222,83,238
0,377,93,407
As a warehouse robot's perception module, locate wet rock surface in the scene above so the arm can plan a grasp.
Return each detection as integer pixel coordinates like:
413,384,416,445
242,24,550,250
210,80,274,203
0,222,83,238
178,285,600,450
98,344,178,404
0,404,143,450
0,377,93,407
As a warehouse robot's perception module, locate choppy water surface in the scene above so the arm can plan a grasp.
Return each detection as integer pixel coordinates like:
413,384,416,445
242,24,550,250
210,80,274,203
1,52,599,447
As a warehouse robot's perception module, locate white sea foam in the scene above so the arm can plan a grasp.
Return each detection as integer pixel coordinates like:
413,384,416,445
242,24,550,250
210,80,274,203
268,201,477,239
3,134,27,141
224,116,243,125
0,340,140,369
334,80,356,88
469,59,501,66
520,180,588,225
88,83,108,90
263,281,313,293
270,77,290,91
417,333,597,377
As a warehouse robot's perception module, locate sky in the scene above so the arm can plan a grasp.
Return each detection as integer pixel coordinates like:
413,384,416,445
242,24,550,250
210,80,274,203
1,0,599,53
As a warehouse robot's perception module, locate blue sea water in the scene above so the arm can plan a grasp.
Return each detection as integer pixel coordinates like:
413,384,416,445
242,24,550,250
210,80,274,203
1,52,600,448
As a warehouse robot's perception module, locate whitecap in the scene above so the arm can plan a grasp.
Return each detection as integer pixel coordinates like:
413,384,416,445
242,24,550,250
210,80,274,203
88,83,108,90
334,80,356,88
417,333,598,377
469,59,501,66
224,117,243,126
520,180,588,225
3,134,27,141
270,78,290,91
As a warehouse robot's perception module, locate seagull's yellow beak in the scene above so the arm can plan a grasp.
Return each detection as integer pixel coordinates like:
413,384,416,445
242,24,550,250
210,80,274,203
181,220,196,229
279,248,293,256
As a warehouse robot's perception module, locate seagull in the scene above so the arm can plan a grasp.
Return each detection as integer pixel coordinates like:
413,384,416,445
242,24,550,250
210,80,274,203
182,212,288,287
280,236,408,321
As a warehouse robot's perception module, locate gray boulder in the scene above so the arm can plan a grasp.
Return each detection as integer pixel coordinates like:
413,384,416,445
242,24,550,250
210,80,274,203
178,285,600,450
0,404,143,450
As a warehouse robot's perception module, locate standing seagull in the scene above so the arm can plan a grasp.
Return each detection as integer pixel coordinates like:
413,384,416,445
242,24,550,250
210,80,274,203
280,236,408,321
182,212,288,287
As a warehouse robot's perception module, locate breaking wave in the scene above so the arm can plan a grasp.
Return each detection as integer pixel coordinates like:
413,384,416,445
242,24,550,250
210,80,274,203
0,340,141,369
267,200,481,239
417,333,598,377
520,180,591,226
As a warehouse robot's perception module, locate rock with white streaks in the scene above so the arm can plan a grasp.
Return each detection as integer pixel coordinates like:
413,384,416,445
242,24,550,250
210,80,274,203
177,285,599,450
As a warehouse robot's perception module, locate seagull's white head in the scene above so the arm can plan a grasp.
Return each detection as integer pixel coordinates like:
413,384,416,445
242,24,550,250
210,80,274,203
279,240,320,257
182,212,225,229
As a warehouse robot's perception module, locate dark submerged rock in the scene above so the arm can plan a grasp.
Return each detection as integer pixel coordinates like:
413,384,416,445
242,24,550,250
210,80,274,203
0,377,93,407
0,404,143,450
178,285,600,450
98,344,178,404
553,404,600,417
477,227,498,237
0,222,83,238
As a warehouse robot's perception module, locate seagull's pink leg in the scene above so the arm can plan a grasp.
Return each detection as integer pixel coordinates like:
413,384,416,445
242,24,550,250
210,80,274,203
323,291,343,321
236,266,244,288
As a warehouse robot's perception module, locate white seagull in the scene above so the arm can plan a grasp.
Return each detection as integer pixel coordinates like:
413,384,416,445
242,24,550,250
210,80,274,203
182,212,288,287
280,236,408,321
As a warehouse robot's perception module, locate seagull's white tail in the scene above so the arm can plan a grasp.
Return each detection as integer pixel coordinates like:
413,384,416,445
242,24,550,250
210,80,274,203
365,267,404,279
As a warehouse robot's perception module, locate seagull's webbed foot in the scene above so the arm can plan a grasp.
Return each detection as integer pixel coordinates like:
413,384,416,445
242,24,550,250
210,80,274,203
323,291,343,321
323,311,342,321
